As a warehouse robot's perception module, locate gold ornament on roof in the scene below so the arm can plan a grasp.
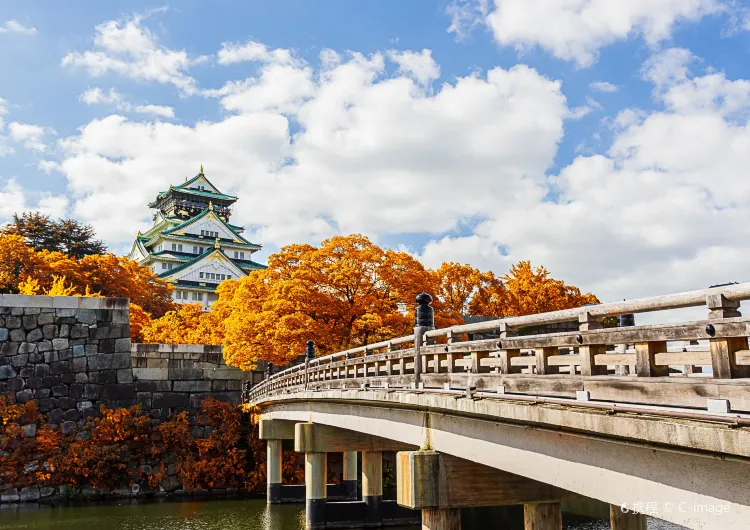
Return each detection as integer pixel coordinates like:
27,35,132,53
209,201,214,211
214,237,220,249
200,164,204,175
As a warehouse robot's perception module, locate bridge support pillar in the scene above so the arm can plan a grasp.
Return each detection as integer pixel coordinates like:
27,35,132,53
422,508,461,530
343,450,358,500
305,452,327,530
523,503,561,529
362,451,383,526
260,419,297,504
610,504,647,530
267,439,283,504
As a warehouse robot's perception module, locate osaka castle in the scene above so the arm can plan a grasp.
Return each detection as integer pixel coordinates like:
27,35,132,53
128,167,266,309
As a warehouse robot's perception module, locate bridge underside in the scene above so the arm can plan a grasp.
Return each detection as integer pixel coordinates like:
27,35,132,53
258,389,750,530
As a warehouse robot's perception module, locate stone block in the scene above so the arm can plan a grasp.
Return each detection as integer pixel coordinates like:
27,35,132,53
72,357,87,373
52,338,69,351
34,388,50,399
37,313,55,326
205,368,244,380
10,329,25,342
90,370,116,385
101,384,135,401
134,369,169,382
58,396,76,409
16,389,33,402
43,351,57,363
76,309,97,325
0,342,18,357
75,372,88,383
19,487,40,502
0,365,17,380
152,392,190,409
42,325,57,340
11,354,28,367
168,368,204,380
59,324,70,338
19,366,34,378
0,328,8,341
18,342,37,354
115,338,130,353
52,384,69,397
37,340,52,353
83,384,101,400
25,328,43,342
70,325,88,339
28,352,43,363
77,400,93,412
24,307,42,315
88,355,112,371
34,364,50,378
112,309,129,325
8,378,25,391
99,339,114,354
72,344,85,357
5,316,21,329
63,409,79,421
22,315,38,330
110,352,131,369
47,408,63,424
51,297,79,309
50,361,70,375
85,344,98,356
173,380,212,393
37,398,52,412
117,369,133,384
40,487,54,498
25,378,41,389
41,375,58,387
56,308,77,318
61,421,76,435
1,488,20,502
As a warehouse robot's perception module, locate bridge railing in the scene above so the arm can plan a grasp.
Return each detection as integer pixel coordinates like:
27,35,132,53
244,282,750,413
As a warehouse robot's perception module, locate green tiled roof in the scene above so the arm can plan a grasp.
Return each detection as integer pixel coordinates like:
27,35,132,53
161,208,259,247
157,247,257,279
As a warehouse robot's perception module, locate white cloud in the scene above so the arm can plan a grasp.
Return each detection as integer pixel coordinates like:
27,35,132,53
454,0,722,67
8,122,51,152
217,40,303,66
446,0,490,41
80,87,121,104
590,81,619,93
79,87,175,119
0,179,26,220
0,20,37,35
387,49,440,86
56,49,567,249
134,104,175,118
421,49,750,306
62,11,205,95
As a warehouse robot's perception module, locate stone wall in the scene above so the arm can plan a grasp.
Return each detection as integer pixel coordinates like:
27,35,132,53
0,294,134,433
130,343,260,420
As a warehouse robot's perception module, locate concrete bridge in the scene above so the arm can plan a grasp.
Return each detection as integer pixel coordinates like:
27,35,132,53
244,284,750,530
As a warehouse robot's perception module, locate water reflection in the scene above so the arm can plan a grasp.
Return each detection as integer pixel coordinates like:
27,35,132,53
0,499,687,530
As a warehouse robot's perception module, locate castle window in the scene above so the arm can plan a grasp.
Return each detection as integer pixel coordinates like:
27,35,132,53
161,263,167,270
171,243,176,251
240,252,245,260
178,244,183,252
199,272,204,279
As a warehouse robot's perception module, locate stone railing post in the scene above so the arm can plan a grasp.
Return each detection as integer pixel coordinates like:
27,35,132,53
305,340,316,389
414,293,435,387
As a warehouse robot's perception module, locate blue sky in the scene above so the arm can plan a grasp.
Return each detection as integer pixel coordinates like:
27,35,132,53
2,1,750,303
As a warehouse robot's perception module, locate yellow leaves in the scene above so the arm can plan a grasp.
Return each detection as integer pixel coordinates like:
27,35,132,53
45,275,79,296
17,276,41,295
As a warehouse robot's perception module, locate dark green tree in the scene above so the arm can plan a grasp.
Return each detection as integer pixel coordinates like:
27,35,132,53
1,212,106,258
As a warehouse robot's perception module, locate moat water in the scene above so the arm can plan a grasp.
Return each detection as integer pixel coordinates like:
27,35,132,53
0,498,688,529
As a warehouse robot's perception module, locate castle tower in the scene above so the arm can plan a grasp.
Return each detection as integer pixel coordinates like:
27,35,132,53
128,167,265,309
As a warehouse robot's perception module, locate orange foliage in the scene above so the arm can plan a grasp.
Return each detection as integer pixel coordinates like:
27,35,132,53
217,234,456,369
140,303,223,345
0,397,272,494
159,397,261,491
0,234,174,317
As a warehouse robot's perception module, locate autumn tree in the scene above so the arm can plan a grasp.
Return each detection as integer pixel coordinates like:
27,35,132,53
1,212,106,258
217,234,456,369
0,234,174,317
